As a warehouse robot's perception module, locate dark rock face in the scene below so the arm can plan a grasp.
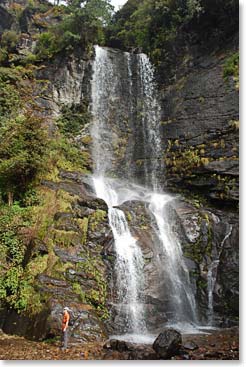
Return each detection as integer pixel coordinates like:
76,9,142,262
173,199,238,324
160,38,239,205
153,328,182,359
0,5,13,33
216,224,239,323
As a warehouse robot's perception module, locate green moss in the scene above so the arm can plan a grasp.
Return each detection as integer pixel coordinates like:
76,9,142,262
175,76,187,91
136,159,144,167
51,260,74,280
72,282,86,302
211,173,238,200
26,255,48,277
197,278,207,290
89,210,107,232
126,211,132,222
51,229,79,247
75,256,108,320
77,217,89,245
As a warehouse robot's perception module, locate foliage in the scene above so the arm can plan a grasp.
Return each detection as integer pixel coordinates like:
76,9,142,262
76,256,109,319
223,52,239,89
107,0,238,77
0,30,20,65
46,134,91,176
0,75,20,121
34,0,114,59
0,65,48,204
165,139,211,177
0,113,48,202
0,202,41,313
57,102,91,137
1,31,20,52
107,0,203,50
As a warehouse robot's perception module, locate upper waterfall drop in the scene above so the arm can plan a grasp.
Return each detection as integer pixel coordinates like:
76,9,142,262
137,53,163,190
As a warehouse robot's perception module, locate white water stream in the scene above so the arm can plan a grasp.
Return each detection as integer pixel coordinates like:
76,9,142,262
90,45,200,338
207,225,232,325
93,176,147,334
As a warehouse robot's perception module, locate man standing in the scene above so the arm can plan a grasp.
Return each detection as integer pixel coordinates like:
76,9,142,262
61,306,70,350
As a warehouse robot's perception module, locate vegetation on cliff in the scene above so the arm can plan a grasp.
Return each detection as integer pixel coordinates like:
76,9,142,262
105,0,238,81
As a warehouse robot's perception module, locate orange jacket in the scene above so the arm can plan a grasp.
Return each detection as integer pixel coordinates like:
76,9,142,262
62,311,70,331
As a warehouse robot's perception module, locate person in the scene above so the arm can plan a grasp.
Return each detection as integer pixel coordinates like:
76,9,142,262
61,306,70,350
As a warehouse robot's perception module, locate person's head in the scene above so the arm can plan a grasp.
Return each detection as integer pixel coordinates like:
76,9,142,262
63,307,69,313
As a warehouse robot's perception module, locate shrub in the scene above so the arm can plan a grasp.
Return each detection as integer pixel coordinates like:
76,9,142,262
1,30,20,52
57,103,91,137
223,52,239,80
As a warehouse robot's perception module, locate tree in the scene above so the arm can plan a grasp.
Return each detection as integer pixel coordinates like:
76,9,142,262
0,113,47,205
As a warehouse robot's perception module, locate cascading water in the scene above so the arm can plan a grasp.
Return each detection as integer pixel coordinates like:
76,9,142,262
149,194,198,326
136,52,198,328
93,177,146,335
90,45,198,339
207,225,232,325
91,46,147,336
137,54,163,189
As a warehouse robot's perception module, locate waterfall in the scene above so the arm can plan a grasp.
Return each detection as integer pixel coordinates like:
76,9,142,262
137,54,163,190
93,177,146,334
91,46,147,335
136,51,198,327
207,225,233,325
149,194,198,325
90,45,198,337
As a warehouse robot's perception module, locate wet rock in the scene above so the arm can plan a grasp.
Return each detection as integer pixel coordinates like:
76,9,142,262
204,159,239,176
53,247,86,264
41,179,90,199
59,171,94,194
153,328,182,359
183,341,199,350
78,198,108,211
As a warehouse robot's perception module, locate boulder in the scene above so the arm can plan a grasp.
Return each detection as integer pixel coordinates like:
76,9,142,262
152,328,182,359
104,339,157,360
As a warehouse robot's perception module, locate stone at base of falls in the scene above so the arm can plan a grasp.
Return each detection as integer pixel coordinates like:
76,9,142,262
152,328,182,359
183,341,199,351
103,339,158,360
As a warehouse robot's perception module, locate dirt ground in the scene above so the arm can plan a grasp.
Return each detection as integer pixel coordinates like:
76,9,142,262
175,327,239,360
0,327,239,360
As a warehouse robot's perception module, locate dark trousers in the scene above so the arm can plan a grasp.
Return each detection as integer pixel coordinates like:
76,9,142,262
61,329,68,349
